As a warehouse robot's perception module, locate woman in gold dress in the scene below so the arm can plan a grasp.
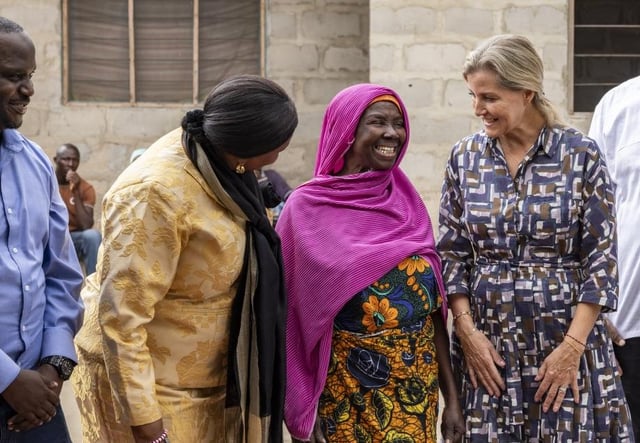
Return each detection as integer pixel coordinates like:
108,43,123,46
72,75,297,443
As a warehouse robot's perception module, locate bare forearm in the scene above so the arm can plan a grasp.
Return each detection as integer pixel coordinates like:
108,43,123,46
449,293,475,337
567,302,601,344
72,189,94,229
432,311,460,406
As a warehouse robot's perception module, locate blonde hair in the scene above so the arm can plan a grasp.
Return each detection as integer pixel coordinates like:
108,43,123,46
463,34,565,127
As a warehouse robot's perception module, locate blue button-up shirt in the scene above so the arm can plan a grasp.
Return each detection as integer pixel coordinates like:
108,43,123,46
0,129,84,392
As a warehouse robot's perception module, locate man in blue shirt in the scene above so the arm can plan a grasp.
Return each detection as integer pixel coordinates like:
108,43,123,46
0,16,84,442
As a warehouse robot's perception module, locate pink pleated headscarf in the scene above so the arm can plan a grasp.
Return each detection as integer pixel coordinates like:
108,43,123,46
276,83,446,440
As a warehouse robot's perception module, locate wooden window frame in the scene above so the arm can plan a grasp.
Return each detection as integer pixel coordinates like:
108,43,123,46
568,0,577,113
61,0,266,106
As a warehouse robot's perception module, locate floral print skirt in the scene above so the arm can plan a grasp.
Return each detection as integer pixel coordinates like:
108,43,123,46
318,256,442,442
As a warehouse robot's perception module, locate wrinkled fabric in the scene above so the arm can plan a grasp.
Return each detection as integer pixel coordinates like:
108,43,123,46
276,83,445,439
0,129,83,393
73,129,246,442
439,126,633,441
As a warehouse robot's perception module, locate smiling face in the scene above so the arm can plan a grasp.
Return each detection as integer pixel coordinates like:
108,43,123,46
466,68,533,140
0,31,36,131
339,101,406,175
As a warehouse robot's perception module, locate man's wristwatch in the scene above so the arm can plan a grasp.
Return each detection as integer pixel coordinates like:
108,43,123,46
40,355,76,381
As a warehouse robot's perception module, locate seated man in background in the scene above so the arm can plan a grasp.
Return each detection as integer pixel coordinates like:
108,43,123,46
54,143,101,275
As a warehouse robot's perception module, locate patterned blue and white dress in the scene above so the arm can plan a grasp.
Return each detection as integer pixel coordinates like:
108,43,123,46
438,126,634,442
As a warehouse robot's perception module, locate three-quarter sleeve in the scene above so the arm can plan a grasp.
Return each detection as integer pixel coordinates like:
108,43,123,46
577,142,618,311
437,145,475,298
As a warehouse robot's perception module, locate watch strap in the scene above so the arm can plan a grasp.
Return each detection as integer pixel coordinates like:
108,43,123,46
40,355,76,380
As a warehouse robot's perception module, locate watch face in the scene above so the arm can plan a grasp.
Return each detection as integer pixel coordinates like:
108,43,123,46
42,356,75,380
58,358,74,380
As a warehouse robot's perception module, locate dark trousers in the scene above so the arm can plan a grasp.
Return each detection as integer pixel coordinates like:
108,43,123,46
0,398,71,443
614,337,640,438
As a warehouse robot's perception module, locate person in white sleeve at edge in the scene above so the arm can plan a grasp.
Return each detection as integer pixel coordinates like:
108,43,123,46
589,74,640,438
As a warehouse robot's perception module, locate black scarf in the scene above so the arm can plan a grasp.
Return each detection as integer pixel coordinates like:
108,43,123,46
182,127,286,443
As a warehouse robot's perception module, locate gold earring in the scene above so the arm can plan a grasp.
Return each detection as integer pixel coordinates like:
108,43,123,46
235,163,246,174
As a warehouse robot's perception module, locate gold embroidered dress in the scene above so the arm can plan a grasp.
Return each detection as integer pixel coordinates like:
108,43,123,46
73,128,246,443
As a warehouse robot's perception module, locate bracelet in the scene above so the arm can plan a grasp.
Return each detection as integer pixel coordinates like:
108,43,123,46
453,310,472,322
563,337,584,354
565,333,586,348
150,430,169,443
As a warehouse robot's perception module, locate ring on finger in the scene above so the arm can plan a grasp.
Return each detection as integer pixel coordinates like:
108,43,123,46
558,386,567,393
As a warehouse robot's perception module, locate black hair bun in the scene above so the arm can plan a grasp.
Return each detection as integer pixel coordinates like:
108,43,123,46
181,109,205,136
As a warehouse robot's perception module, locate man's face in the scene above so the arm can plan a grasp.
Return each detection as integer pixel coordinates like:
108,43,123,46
0,32,36,131
54,146,80,175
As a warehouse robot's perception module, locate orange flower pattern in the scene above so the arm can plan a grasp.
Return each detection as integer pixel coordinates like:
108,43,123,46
398,255,427,275
320,256,442,442
362,296,399,333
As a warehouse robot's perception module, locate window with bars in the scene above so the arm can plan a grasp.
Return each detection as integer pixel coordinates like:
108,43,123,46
63,0,263,104
573,0,640,112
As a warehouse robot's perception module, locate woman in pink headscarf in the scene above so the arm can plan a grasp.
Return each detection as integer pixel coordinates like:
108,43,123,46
276,84,464,442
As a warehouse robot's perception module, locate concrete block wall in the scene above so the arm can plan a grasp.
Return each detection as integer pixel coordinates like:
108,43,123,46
2,0,596,225
267,0,370,187
1,0,370,225
369,0,593,218
1,0,190,222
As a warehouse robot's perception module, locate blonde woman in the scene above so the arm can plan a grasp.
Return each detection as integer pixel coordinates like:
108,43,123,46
439,34,634,441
